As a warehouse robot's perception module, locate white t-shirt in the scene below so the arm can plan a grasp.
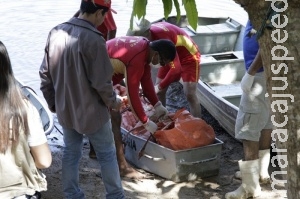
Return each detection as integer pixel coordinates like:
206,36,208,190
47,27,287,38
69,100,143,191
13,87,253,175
24,100,48,146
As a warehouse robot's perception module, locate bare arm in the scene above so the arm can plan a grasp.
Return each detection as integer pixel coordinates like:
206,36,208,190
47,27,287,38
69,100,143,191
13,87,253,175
30,143,52,169
25,101,52,169
247,48,263,75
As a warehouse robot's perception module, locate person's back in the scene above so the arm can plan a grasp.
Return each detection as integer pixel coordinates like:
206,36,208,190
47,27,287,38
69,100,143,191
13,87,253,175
107,36,175,124
39,0,125,198
127,19,202,118
0,41,52,199
73,7,117,160
150,22,200,60
106,36,177,180
106,37,176,179
107,36,157,123
42,17,113,133
107,36,149,66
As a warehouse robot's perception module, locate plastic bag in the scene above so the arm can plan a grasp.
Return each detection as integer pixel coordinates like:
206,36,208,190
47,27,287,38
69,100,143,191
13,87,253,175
154,109,215,150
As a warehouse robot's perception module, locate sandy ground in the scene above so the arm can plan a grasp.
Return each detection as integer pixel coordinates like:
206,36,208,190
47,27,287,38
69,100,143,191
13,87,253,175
41,83,287,199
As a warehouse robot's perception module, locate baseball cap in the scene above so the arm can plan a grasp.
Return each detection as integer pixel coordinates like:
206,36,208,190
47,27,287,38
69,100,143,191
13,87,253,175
150,39,176,62
82,0,117,14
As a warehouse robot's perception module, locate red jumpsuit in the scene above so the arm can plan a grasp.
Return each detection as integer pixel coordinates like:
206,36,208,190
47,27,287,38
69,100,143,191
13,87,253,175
97,10,116,40
107,36,159,123
150,22,201,89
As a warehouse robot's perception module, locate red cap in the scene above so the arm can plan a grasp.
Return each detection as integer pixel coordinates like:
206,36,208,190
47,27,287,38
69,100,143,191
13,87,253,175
94,0,117,14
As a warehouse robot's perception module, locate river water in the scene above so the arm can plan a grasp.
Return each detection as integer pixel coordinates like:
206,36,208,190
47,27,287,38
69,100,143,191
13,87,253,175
0,0,247,136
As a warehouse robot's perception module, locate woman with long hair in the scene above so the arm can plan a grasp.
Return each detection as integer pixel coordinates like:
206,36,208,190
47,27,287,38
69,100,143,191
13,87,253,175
0,41,52,199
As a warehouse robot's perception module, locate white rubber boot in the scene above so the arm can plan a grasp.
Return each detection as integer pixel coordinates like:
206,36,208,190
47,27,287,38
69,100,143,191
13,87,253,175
259,149,270,184
225,159,261,199
235,150,270,184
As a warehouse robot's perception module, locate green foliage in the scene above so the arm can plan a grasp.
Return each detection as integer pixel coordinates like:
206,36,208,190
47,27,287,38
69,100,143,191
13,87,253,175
130,0,147,29
182,0,198,30
162,0,173,19
173,0,181,23
130,0,198,30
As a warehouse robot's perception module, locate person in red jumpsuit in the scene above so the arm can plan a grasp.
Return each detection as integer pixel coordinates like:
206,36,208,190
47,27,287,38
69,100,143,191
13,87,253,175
73,9,117,159
127,19,202,118
107,36,176,179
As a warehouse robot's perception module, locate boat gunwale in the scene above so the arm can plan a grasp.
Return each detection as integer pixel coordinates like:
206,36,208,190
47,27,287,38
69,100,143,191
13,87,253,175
17,78,54,135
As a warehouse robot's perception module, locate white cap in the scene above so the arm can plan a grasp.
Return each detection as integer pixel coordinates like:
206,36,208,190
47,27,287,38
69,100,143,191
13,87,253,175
126,18,151,36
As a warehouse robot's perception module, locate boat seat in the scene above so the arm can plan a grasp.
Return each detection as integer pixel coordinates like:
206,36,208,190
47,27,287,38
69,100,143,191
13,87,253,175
199,51,246,85
208,82,242,98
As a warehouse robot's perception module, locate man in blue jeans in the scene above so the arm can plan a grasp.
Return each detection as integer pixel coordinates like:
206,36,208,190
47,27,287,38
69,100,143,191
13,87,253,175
39,0,125,198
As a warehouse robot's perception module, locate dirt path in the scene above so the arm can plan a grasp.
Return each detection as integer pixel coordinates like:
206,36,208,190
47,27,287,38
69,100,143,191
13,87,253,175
42,82,287,199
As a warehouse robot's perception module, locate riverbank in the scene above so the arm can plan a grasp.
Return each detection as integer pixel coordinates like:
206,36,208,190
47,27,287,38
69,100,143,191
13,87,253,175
0,1,286,198
42,83,286,199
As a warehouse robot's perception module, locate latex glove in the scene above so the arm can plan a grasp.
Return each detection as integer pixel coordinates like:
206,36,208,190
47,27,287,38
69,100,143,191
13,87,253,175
240,72,255,93
154,85,161,94
111,96,122,111
149,101,168,121
143,119,158,133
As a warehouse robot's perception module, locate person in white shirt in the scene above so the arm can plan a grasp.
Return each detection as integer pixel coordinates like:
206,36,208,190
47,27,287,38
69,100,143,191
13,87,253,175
0,40,52,199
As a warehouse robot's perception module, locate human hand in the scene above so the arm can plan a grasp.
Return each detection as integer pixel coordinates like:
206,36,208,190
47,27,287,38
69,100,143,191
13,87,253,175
149,101,168,121
240,72,255,93
111,96,122,111
143,119,158,133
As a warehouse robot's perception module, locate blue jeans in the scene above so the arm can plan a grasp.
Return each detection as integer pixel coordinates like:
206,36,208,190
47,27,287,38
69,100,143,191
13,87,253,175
62,120,125,199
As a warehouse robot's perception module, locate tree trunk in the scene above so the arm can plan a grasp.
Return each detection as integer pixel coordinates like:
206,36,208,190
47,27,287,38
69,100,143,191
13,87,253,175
234,0,300,198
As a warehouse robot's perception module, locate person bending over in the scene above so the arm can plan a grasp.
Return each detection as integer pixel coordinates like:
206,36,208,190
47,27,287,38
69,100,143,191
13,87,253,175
106,36,176,179
127,19,201,118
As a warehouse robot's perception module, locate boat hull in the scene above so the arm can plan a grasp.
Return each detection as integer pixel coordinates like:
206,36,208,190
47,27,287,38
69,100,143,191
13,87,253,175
17,79,54,135
198,51,245,139
197,81,238,139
